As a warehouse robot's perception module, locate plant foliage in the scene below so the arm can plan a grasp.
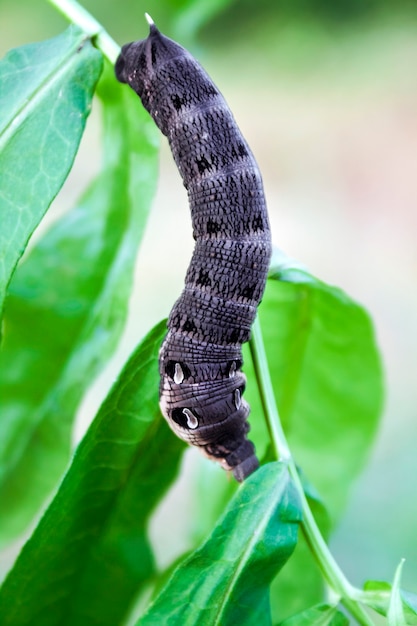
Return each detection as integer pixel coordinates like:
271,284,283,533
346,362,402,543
0,2,415,625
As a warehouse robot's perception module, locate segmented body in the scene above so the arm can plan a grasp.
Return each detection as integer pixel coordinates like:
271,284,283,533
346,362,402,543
115,22,271,481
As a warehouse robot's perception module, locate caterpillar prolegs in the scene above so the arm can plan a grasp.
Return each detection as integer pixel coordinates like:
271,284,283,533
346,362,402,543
115,18,272,481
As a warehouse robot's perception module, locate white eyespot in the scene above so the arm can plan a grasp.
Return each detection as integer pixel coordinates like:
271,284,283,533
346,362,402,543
183,408,199,429
234,388,241,409
174,362,184,384
229,361,236,378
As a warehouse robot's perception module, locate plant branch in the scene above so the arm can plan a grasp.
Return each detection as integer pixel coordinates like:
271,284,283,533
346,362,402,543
46,0,120,63
249,316,376,626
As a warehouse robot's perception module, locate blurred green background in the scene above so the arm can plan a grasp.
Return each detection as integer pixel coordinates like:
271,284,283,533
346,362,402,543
1,0,417,594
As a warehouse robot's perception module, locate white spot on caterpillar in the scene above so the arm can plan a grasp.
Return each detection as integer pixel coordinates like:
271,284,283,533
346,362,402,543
183,408,199,429
234,388,241,410
174,362,185,384
229,361,236,378
145,12,154,27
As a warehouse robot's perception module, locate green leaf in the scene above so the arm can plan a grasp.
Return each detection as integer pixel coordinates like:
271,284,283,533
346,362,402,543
260,251,384,520
279,603,349,625
0,321,185,626
243,250,383,618
137,462,302,626
0,62,159,545
0,26,102,319
270,477,331,622
361,579,417,624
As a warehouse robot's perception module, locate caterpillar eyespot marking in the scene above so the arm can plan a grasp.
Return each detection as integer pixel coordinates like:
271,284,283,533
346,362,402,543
115,18,272,482
173,362,185,384
234,388,241,410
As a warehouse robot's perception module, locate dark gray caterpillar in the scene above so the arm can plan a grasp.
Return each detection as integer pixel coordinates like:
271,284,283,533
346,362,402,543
115,17,271,481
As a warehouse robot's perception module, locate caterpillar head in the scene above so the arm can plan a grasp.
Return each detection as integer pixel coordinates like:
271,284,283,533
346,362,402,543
115,22,193,134
115,20,183,86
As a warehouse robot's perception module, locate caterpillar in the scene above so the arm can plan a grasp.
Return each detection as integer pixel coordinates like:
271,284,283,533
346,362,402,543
115,16,271,481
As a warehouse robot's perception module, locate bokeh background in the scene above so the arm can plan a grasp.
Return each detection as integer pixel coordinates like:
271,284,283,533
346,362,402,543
1,0,417,594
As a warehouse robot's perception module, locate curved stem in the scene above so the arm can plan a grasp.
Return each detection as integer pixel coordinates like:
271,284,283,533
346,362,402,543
249,316,375,626
46,0,120,63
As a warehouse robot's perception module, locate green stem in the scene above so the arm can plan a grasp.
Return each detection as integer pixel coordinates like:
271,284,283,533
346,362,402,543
46,0,120,63
249,316,375,626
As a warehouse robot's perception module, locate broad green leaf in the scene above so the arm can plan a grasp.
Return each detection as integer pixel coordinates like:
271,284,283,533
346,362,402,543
0,26,102,319
279,603,349,626
0,321,185,626
137,462,302,626
362,579,417,624
242,250,383,618
0,62,159,545
259,251,384,520
270,476,331,622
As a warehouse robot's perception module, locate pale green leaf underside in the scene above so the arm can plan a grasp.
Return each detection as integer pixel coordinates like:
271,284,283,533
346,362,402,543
0,26,102,317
